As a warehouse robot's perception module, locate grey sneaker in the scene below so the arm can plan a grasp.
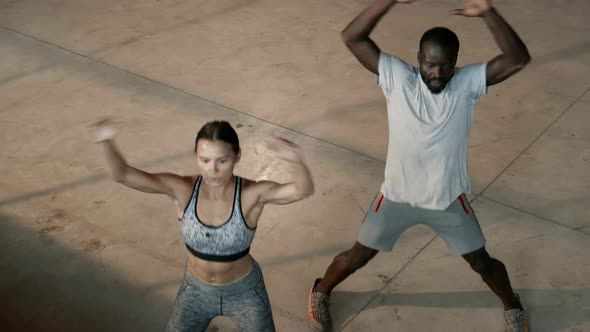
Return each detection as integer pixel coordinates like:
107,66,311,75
504,294,528,332
308,278,332,331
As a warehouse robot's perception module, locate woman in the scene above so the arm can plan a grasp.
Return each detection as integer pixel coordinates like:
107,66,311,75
94,119,314,331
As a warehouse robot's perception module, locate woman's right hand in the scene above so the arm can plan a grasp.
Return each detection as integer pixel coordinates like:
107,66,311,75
92,118,118,143
92,118,187,199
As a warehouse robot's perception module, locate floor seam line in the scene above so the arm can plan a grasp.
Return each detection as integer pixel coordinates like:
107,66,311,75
0,25,385,165
339,235,439,331
478,85,590,197
478,195,589,236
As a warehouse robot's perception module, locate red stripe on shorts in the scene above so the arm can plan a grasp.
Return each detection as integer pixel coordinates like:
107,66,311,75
458,195,470,215
374,194,385,213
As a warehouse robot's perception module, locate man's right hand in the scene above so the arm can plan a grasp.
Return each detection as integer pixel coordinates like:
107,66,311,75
342,0,415,74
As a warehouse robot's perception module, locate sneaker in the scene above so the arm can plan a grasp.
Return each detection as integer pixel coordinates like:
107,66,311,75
504,294,528,332
308,278,332,331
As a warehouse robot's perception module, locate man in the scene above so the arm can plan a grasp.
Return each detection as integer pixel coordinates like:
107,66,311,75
308,0,531,331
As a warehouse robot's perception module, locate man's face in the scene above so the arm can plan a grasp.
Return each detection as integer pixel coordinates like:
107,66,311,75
418,42,457,93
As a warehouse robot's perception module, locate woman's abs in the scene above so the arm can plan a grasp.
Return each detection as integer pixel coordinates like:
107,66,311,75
186,252,253,285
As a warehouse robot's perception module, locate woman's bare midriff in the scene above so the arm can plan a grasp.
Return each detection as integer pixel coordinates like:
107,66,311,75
186,252,253,285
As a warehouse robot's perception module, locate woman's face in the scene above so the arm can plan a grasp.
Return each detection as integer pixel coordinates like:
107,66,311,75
195,139,239,186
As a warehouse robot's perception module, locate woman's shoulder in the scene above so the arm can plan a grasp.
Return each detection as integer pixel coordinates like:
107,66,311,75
239,176,278,191
176,174,200,189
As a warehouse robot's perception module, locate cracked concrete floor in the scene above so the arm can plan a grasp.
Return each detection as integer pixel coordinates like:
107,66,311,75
1,0,589,331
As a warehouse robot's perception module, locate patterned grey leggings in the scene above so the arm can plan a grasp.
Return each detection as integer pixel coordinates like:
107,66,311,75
166,260,276,332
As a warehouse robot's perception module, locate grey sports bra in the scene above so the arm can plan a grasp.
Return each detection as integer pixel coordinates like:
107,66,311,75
179,176,256,262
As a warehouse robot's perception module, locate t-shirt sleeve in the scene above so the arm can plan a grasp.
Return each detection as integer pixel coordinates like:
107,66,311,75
376,52,414,93
457,63,488,99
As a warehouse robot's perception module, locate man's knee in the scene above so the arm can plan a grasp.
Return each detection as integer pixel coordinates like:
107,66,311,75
337,242,377,271
464,248,496,277
470,258,494,276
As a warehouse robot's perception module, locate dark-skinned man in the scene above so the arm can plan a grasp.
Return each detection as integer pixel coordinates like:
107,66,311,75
308,1,530,331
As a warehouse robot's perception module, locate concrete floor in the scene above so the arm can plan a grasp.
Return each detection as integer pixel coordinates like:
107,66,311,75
1,0,589,331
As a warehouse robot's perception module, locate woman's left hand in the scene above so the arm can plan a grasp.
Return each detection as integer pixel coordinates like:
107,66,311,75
266,137,303,163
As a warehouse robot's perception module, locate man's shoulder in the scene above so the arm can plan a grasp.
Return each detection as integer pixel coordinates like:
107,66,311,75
377,52,419,93
380,53,416,72
454,63,486,78
450,63,488,97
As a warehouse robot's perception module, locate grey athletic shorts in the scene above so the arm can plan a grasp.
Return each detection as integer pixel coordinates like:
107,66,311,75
357,193,485,255
166,260,275,332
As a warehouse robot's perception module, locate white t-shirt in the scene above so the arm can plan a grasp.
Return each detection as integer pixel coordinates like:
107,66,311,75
377,52,487,210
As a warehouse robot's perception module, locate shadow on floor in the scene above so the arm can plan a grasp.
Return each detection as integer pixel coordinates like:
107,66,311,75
331,287,590,332
0,213,235,332
0,150,190,207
